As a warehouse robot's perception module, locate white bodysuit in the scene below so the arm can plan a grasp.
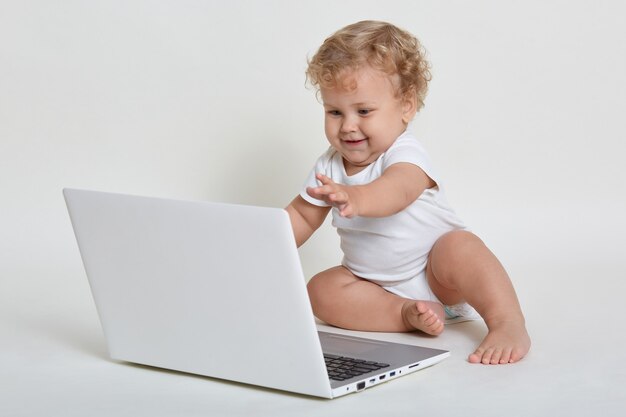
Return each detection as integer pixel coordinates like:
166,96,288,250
300,130,478,320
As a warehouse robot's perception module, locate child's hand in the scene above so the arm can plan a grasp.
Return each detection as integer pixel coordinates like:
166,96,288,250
306,173,359,218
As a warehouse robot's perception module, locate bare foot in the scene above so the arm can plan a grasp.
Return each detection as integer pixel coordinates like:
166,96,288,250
401,300,445,336
468,319,531,364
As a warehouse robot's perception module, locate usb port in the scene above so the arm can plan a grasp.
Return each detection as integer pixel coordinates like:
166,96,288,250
379,374,386,380
390,371,396,377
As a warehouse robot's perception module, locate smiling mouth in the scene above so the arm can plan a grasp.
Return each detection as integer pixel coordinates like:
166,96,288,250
343,138,367,146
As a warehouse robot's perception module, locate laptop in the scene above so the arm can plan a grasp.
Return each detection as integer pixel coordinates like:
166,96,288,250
63,188,449,398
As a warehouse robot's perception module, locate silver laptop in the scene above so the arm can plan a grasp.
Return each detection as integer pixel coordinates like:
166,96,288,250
63,188,449,399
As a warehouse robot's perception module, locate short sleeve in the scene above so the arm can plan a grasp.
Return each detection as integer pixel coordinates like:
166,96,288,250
382,133,440,185
299,148,335,207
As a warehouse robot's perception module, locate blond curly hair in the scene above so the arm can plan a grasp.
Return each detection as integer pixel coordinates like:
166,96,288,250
306,20,432,110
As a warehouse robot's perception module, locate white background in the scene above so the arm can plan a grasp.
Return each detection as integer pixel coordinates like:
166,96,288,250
1,1,625,416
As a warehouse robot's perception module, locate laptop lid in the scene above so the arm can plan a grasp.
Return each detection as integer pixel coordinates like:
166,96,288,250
64,188,332,398
64,188,449,398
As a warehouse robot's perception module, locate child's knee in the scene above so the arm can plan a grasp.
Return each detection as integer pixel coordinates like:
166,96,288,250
429,230,488,285
433,230,485,261
306,267,356,313
307,272,335,312
306,275,324,305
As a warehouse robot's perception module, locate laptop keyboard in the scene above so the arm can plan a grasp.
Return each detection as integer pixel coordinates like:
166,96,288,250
324,353,390,381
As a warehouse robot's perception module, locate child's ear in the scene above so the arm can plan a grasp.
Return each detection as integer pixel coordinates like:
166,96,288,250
401,91,418,124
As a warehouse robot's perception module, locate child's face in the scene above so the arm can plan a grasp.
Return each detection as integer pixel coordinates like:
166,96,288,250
320,66,416,175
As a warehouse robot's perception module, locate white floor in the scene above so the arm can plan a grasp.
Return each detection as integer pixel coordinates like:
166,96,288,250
2,258,625,417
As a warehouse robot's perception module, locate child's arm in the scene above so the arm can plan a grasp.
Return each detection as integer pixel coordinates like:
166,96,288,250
285,195,331,247
306,163,435,218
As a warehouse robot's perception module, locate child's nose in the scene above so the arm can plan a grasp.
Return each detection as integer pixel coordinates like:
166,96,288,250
340,115,358,133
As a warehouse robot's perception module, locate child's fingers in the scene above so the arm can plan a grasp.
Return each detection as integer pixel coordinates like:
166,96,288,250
312,174,355,217
306,187,325,200
313,184,336,197
310,175,352,213
310,177,340,196
328,190,348,204
306,185,337,202
315,173,334,186
338,203,355,218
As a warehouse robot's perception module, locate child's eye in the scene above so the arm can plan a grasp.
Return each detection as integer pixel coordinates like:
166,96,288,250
327,110,342,116
358,109,371,116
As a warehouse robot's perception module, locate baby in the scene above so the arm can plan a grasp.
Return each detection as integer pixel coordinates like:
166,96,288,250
285,20,530,365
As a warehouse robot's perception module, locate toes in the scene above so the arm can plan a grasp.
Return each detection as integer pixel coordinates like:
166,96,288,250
421,310,437,325
421,314,442,335
415,301,429,314
490,347,504,365
481,347,496,365
470,326,530,365
468,348,484,364
509,347,526,363
499,347,513,364
471,346,523,365
431,320,444,335
419,309,443,335
402,301,445,335
468,354,481,364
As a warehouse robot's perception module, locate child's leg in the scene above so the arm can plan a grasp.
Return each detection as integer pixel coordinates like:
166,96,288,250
307,266,445,336
426,230,531,364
